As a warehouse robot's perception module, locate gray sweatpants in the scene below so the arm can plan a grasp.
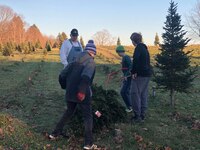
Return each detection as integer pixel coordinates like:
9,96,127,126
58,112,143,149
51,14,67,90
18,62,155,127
130,77,150,117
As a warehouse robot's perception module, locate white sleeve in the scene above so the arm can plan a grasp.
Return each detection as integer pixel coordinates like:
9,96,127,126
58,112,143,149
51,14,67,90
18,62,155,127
60,40,70,67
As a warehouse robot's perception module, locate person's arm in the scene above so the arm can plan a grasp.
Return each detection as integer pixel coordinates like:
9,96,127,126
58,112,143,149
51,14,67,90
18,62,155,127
131,46,141,75
77,61,95,101
60,40,70,67
124,56,132,77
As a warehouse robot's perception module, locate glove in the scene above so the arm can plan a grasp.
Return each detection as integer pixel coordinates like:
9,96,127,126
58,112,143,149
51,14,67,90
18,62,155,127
77,92,85,101
132,73,137,79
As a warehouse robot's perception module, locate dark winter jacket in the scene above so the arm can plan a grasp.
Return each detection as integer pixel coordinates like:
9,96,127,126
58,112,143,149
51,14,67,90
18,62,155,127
60,51,96,103
131,43,152,77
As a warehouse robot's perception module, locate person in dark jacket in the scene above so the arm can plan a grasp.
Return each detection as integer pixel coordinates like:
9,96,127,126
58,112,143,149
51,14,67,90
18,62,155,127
49,40,97,150
115,45,132,113
130,32,152,122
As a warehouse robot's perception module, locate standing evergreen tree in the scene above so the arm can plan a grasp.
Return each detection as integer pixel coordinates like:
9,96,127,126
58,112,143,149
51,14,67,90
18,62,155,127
23,42,31,54
117,37,121,46
154,33,160,46
2,42,13,56
45,41,52,51
35,40,42,49
57,32,68,49
16,44,22,53
0,43,2,52
28,42,35,52
61,32,67,40
154,1,196,108
52,41,59,48
80,36,85,48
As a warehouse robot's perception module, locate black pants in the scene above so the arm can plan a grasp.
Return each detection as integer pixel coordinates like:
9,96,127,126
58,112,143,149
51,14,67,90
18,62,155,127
53,100,93,145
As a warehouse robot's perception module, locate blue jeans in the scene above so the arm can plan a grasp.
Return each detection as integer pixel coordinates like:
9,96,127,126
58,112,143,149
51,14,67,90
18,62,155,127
120,77,132,108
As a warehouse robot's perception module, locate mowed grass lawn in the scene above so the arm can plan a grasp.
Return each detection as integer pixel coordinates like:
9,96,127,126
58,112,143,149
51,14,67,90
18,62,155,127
0,49,199,150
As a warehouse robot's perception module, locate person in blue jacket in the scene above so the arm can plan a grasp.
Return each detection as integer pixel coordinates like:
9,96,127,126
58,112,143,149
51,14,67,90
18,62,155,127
116,45,132,113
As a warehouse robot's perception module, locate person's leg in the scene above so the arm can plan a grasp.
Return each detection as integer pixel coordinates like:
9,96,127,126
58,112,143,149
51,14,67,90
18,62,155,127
130,78,141,118
126,77,132,108
52,101,77,135
79,100,93,146
141,77,150,119
120,79,132,109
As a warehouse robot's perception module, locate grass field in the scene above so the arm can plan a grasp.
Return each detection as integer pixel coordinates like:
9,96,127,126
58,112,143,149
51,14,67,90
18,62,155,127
0,48,199,150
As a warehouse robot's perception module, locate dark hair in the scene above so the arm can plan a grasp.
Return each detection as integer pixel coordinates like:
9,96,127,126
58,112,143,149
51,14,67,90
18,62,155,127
130,32,142,44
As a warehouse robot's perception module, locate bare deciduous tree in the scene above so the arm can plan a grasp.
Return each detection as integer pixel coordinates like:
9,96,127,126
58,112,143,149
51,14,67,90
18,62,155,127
0,5,16,43
0,5,57,48
186,1,200,39
9,15,25,43
0,5,15,24
92,29,116,46
25,24,45,47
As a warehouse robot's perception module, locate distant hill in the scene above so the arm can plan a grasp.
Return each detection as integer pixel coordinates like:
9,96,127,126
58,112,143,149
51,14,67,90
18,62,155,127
95,45,200,64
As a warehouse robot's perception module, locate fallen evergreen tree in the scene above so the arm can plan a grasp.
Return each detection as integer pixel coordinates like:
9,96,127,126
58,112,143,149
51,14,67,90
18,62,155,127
68,84,127,135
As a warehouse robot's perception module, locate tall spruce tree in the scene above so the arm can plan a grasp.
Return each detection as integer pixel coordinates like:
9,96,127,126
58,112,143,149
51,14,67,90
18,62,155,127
52,41,59,48
2,42,14,56
45,41,52,51
35,40,42,49
0,43,2,52
154,1,196,108
117,37,121,46
57,33,62,49
57,32,68,49
154,33,160,46
61,32,67,40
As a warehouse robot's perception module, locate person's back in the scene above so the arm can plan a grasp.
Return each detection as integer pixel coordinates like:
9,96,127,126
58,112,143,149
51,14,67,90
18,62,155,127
65,51,95,103
134,43,151,77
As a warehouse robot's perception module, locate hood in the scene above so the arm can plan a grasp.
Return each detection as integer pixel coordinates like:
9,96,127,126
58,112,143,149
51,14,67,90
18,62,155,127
136,43,148,49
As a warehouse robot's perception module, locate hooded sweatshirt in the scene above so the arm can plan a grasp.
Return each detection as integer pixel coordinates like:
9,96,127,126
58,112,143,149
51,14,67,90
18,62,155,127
62,51,96,103
131,43,152,77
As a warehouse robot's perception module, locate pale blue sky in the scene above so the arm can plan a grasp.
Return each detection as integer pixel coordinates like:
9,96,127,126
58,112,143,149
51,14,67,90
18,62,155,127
0,0,198,45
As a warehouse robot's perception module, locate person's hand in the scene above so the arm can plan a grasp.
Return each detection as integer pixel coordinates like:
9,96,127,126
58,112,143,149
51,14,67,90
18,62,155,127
124,77,127,81
132,73,137,79
77,92,85,101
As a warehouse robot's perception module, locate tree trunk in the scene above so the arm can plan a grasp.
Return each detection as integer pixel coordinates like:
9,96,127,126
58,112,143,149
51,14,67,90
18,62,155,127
170,89,175,108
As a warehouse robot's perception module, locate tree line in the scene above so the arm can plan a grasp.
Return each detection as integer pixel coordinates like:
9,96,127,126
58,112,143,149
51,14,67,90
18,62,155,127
0,5,71,56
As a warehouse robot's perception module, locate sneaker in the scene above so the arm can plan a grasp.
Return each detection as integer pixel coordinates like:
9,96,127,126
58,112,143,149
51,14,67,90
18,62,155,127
83,144,97,150
48,133,57,140
125,108,133,113
48,132,69,140
141,115,145,122
131,116,141,123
